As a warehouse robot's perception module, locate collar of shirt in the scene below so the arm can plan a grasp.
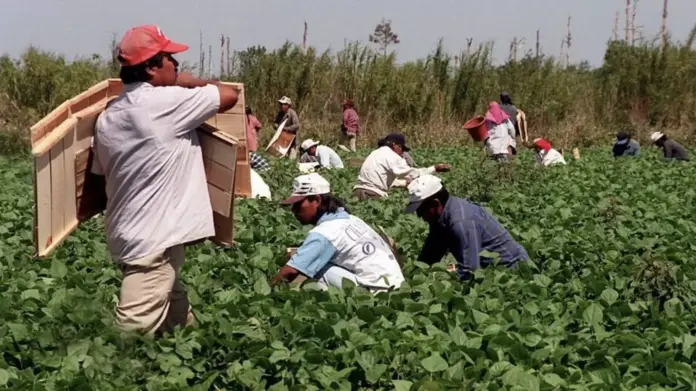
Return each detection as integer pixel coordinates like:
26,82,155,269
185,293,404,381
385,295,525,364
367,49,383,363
317,208,350,225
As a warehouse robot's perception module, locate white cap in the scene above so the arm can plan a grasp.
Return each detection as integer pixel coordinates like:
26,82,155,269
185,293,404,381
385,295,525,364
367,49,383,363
301,139,320,151
650,132,664,142
278,96,292,105
405,175,443,213
281,173,331,205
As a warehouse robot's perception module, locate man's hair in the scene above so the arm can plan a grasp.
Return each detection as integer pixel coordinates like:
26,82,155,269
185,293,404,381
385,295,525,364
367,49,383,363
309,194,349,219
118,52,169,84
421,186,450,210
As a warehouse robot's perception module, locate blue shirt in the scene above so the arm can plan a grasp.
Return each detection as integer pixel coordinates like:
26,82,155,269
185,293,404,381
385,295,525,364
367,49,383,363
418,196,528,280
286,209,349,277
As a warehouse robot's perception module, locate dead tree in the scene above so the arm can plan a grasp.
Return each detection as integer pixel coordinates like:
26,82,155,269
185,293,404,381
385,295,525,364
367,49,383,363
661,0,669,47
369,18,400,55
220,34,225,77
536,29,541,57
613,11,620,41
302,21,308,52
565,16,572,67
625,0,631,42
198,31,205,78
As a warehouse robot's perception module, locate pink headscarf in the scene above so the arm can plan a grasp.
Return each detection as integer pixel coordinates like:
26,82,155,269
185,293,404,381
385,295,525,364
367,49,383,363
485,101,510,125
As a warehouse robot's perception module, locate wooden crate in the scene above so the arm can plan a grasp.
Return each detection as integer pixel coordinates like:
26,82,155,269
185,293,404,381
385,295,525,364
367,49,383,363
204,81,251,197
31,79,241,258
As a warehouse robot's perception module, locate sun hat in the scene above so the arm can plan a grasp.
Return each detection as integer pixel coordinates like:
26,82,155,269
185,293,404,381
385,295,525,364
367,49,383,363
405,175,444,213
117,25,188,66
650,132,665,143
300,139,320,151
281,173,331,205
278,96,292,105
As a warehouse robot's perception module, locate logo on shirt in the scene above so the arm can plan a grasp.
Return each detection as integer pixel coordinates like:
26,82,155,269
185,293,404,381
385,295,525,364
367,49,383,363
362,242,376,255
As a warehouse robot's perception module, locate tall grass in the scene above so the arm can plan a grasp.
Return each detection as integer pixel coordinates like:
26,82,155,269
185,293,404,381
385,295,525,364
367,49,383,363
1,29,695,155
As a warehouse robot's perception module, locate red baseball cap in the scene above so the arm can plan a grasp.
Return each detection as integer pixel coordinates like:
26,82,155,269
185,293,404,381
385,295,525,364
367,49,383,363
118,25,188,66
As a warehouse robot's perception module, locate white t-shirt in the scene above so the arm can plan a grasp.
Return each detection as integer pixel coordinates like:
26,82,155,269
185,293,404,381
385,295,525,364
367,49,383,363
91,82,221,263
315,145,344,169
535,148,567,166
353,146,435,197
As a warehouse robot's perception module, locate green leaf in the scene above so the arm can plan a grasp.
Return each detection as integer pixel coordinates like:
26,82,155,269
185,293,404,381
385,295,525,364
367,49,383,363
421,353,449,373
0,368,10,386
583,303,604,326
365,364,387,384
502,366,540,391
50,258,67,278
254,276,272,295
600,289,619,306
392,380,413,391
543,373,566,387
21,289,40,301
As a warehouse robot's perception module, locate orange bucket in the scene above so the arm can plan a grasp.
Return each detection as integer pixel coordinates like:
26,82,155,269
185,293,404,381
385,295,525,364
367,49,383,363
463,115,488,142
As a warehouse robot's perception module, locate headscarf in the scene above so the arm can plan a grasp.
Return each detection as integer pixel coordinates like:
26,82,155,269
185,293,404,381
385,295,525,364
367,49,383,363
533,138,552,152
485,101,510,125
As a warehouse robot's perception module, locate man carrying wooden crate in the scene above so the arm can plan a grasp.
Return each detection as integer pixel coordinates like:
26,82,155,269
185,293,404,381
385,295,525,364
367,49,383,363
88,25,240,337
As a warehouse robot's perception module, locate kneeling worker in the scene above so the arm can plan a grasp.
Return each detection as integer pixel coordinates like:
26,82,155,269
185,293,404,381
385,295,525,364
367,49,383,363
405,175,528,280
272,173,404,292
300,139,344,169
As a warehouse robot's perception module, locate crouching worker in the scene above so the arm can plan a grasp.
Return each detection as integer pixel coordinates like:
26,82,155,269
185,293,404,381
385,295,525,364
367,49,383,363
405,175,528,281
272,173,405,292
532,138,566,166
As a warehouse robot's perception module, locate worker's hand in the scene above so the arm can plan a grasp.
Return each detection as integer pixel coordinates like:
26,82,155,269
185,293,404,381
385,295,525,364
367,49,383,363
435,163,451,172
174,72,201,88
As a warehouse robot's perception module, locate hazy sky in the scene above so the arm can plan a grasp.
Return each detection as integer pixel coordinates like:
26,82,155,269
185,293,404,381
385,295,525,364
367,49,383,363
1,0,694,68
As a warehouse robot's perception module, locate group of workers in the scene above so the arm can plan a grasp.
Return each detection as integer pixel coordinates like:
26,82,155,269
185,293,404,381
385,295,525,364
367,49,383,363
87,25,690,339
612,130,689,161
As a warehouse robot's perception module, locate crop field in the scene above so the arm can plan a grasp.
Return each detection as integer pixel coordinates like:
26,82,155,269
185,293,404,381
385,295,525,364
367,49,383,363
1,146,695,390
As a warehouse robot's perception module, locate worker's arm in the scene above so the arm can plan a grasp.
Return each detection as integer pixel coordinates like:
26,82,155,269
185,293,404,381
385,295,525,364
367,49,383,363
418,230,449,265
317,148,332,168
449,219,482,280
505,120,516,140
283,110,300,133
663,144,673,160
174,73,239,113
271,232,336,285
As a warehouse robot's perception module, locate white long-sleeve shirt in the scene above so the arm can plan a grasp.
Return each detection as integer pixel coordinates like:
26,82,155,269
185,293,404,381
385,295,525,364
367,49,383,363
353,146,435,197
485,119,516,155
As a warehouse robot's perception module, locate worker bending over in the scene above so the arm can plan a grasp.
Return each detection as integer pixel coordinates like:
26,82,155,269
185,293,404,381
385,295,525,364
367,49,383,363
272,173,404,292
405,175,528,281
300,139,344,169
532,138,566,166
353,133,450,200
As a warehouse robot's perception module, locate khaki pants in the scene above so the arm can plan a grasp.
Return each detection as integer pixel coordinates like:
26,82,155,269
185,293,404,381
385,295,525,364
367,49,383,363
352,188,382,201
339,131,357,152
115,245,194,337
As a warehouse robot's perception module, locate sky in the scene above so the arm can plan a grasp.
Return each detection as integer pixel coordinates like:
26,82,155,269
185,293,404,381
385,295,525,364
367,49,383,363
1,0,694,69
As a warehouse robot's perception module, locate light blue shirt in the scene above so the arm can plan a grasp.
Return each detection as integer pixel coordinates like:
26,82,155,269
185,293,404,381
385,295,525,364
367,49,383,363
287,208,349,277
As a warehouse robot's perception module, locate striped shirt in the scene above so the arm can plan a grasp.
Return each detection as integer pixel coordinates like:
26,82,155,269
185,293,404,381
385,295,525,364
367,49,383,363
418,196,528,280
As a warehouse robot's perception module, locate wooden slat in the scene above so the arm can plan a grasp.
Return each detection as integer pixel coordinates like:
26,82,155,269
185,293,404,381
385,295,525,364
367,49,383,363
220,82,245,115
234,162,252,197
212,113,246,140
108,79,124,97
35,154,52,255
199,132,237,170
49,141,66,252
30,101,70,145
75,148,90,198
203,157,235,192
207,184,232,218
63,126,77,233
69,80,109,115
